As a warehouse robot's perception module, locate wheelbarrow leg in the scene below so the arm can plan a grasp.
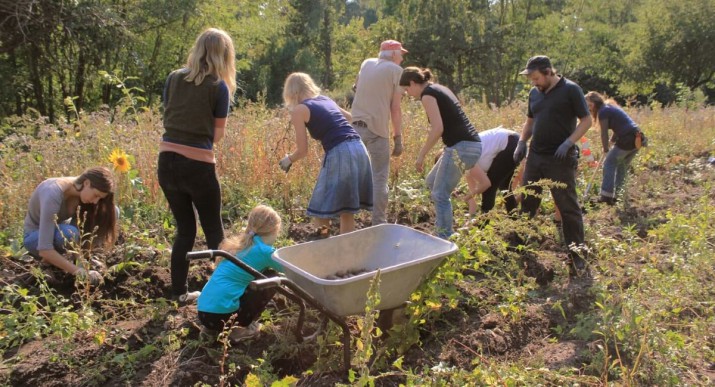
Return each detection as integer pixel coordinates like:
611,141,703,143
250,277,353,373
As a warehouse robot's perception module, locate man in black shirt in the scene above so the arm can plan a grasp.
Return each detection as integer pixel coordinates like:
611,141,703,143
513,56,593,276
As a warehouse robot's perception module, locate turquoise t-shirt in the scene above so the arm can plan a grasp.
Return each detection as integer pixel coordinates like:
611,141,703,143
197,236,283,314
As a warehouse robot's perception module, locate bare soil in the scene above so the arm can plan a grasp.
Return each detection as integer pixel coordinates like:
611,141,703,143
2,155,713,386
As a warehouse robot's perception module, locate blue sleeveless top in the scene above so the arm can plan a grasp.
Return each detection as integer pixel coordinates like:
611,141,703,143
598,104,639,137
301,96,360,152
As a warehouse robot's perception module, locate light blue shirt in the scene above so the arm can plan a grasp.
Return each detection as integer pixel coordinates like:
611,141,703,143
197,236,283,314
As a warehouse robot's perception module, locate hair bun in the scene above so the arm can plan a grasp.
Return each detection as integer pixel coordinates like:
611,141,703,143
422,69,433,82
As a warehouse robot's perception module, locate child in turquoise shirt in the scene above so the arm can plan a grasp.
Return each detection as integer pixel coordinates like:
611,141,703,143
197,205,283,342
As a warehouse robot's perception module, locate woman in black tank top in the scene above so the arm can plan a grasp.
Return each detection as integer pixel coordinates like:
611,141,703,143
399,67,482,239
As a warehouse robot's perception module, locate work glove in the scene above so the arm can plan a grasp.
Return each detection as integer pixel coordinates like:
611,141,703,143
554,139,575,159
75,268,103,286
513,140,527,164
278,155,292,173
391,135,404,157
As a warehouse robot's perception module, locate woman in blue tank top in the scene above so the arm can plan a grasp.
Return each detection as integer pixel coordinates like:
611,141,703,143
585,91,647,205
279,72,373,235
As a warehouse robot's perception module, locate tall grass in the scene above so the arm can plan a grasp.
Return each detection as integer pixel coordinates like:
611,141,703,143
1,99,714,384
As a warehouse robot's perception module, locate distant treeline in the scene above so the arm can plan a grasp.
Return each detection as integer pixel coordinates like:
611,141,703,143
1,0,713,123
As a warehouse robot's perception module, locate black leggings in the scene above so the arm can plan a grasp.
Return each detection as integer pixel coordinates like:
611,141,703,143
198,285,277,330
157,152,225,296
481,134,519,213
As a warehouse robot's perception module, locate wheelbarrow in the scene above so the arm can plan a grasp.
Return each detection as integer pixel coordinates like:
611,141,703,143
186,224,457,372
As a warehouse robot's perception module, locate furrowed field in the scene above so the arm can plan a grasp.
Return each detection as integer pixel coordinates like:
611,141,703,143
0,100,713,386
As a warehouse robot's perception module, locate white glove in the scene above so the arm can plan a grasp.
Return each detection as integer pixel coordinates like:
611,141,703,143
279,155,292,172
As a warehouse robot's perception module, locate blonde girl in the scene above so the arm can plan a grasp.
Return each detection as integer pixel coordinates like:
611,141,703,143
158,28,236,303
197,205,283,342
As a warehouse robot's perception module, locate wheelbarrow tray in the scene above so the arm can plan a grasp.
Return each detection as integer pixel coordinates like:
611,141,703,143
272,224,457,316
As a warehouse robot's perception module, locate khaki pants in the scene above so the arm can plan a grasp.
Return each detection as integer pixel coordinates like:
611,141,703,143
354,125,390,225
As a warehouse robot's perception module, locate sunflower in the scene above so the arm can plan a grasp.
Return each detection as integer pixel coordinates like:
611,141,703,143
108,148,131,173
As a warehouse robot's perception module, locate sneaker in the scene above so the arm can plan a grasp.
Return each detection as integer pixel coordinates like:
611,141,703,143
229,321,262,343
177,290,201,304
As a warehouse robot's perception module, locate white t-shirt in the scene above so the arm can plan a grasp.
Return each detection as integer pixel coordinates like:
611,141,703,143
476,127,518,171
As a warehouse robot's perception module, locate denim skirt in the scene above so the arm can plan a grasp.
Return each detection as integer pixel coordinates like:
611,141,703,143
307,138,373,218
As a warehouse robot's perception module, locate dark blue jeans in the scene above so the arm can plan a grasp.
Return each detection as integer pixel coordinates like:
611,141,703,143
520,150,585,263
158,152,224,296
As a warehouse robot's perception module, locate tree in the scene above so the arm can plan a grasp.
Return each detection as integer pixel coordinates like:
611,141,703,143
622,0,715,98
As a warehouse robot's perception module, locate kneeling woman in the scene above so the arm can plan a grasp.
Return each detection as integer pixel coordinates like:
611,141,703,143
279,72,373,234
400,67,482,239
23,167,117,284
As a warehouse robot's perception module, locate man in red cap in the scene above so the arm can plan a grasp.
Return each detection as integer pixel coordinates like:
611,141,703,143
351,39,407,225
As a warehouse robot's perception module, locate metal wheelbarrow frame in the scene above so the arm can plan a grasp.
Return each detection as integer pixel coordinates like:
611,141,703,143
186,249,354,372
186,224,457,373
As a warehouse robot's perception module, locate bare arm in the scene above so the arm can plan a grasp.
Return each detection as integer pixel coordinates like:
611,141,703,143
568,115,593,145
339,107,352,123
352,74,359,92
466,165,492,196
390,90,403,137
213,117,227,143
520,117,534,142
287,104,310,162
39,249,81,274
415,95,443,172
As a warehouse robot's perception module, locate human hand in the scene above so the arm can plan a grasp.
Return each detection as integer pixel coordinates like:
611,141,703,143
459,190,477,203
554,139,575,159
90,258,106,272
75,268,103,286
513,140,527,163
415,156,425,173
391,135,403,157
279,155,292,172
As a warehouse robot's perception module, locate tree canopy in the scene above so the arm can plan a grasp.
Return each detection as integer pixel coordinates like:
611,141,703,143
0,0,713,122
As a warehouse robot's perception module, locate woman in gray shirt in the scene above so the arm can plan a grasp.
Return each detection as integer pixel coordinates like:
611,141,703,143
23,167,117,285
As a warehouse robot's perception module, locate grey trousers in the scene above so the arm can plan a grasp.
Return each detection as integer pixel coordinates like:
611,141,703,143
354,125,390,225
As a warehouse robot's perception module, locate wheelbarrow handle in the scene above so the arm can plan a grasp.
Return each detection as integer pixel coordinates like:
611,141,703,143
249,277,284,291
186,250,215,260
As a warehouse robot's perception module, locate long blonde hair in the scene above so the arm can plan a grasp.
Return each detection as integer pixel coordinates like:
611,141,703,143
220,205,282,256
282,72,321,108
184,28,237,100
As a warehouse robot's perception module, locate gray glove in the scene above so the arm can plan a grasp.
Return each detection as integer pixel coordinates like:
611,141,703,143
75,268,103,286
554,138,575,159
279,155,292,172
391,135,404,157
513,140,527,163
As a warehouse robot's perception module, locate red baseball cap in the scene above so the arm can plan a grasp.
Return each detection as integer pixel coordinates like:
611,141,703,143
380,40,408,53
